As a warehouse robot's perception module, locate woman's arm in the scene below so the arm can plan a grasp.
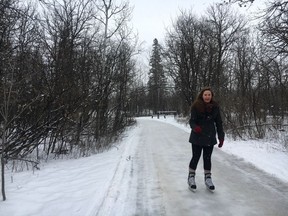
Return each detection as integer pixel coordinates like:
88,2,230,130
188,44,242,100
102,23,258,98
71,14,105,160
215,107,225,140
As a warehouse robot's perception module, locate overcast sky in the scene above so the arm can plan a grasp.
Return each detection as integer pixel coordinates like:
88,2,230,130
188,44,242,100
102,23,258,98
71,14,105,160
129,0,265,48
129,0,213,46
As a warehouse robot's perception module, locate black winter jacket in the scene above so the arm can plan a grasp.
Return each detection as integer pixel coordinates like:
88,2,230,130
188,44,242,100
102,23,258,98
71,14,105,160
189,104,225,146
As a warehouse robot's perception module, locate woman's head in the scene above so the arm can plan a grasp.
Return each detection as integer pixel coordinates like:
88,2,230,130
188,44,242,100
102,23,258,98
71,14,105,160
197,87,214,103
191,87,216,112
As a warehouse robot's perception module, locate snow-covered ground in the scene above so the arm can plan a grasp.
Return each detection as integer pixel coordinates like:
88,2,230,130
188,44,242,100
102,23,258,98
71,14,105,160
1,116,288,216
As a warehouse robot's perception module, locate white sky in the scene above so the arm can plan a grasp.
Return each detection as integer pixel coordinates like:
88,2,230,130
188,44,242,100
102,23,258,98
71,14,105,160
1,116,288,216
129,0,266,48
129,0,213,46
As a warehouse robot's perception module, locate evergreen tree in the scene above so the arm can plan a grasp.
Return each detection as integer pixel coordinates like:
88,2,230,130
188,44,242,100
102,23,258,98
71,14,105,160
147,38,167,114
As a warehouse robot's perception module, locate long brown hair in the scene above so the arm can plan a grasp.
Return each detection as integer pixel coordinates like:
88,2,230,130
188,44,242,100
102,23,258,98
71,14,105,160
191,87,217,112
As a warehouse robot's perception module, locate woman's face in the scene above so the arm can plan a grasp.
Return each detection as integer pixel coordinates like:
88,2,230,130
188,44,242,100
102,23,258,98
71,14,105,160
202,90,212,103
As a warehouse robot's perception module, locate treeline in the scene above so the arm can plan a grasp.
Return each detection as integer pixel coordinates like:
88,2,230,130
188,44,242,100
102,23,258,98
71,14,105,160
0,0,139,166
1,0,288,200
146,2,288,140
0,0,141,200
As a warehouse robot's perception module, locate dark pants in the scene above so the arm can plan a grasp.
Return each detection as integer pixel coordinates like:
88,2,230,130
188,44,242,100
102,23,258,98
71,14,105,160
189,144,214,171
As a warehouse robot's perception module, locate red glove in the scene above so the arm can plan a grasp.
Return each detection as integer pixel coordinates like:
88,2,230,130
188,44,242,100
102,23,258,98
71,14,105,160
218,139,224,148
194,126,202,134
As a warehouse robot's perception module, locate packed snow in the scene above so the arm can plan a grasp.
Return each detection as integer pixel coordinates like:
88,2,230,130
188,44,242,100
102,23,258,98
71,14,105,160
1,116,288,216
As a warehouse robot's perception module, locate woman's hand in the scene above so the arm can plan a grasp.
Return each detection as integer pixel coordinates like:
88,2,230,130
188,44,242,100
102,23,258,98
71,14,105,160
194,126,202,134
218,139,224,148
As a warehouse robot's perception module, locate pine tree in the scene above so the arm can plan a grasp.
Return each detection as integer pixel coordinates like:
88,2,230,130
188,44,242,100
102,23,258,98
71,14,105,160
147,38,167,114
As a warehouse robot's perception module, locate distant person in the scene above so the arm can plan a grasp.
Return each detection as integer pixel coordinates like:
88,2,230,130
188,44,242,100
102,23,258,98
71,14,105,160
188,87,225,191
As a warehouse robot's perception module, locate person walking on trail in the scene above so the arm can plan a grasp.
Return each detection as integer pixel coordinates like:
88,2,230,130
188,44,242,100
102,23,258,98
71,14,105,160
188,87,225,191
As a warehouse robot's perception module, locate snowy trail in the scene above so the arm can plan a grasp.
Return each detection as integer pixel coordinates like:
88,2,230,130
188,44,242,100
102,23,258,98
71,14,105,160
96,118,288,216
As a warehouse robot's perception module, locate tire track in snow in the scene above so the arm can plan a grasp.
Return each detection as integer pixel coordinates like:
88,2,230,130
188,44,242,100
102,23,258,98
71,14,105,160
88,125,140,216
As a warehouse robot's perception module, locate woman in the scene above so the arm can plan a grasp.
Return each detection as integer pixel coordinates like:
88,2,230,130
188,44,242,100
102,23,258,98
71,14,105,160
188,87,224,191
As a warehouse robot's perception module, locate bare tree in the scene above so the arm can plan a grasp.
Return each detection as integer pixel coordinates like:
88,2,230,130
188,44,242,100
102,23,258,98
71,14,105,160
165,11,208,110
221,0,255,7
164,5,247,113
205,3,247,95
38,0,97,154
91,0,133,142
260,1,288,56
0,0,43,201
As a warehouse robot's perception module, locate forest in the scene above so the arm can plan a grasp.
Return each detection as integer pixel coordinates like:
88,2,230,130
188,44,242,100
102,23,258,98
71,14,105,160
1,0,287,200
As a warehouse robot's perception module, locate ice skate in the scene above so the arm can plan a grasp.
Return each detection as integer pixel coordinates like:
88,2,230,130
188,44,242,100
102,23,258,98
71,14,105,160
205,173,215,191
188,172,196,191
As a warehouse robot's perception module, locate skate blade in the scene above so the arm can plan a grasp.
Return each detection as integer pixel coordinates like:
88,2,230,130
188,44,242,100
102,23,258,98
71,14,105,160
206,186,215,193
188,186,196,192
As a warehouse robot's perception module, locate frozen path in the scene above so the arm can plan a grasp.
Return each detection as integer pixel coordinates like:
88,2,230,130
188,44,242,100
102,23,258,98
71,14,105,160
96,118,288,216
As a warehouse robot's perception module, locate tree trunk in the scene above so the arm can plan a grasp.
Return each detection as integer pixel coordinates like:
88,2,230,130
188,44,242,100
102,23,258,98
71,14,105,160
1,155,6,201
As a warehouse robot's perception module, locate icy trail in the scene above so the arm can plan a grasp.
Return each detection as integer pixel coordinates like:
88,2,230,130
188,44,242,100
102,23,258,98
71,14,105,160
1,117,288,216
93,118,288,216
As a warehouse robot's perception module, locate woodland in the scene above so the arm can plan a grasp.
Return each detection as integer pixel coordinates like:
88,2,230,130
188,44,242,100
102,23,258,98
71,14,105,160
1,0,287,200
